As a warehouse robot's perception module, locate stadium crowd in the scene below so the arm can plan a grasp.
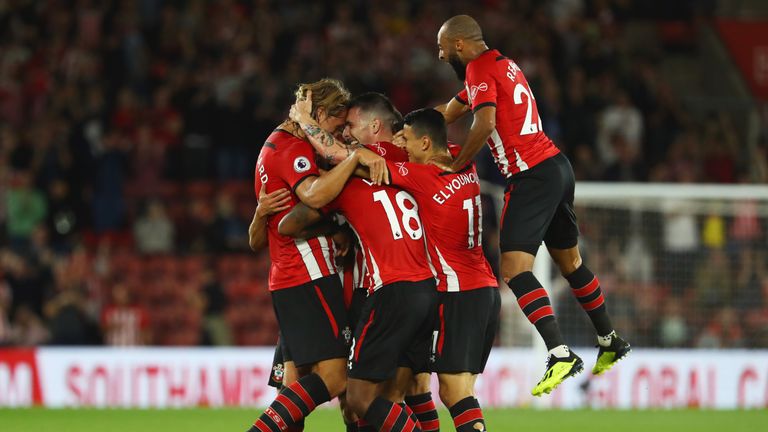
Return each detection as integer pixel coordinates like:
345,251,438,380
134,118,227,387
1,0,766,349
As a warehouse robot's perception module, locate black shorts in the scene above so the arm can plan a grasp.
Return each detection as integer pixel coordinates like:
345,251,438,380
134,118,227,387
271,274,350,368
430,287,501,374
348,288,369,333
267,340,285,389
348,278,438,382
500,152,579,255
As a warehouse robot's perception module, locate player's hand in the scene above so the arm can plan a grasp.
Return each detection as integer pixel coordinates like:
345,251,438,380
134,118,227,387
332,228,352,258
393,130,406,148
356,148,389,185
256,188,291,218
289,89,314,125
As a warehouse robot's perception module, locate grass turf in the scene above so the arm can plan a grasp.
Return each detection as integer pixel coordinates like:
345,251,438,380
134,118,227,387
1,408,766,431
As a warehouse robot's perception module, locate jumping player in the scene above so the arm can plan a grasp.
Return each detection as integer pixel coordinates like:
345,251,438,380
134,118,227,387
435,15,631,396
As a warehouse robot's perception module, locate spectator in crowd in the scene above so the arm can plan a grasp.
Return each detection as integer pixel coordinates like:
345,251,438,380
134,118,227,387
45,178,83,253
210,193,247,252
0,281,12,345
658,301,689,348
200,262,231,346
133,200,174,254
696,307,745,349
693,248,734,315
100,282,150,346
44,287,100,345
602,133,648,182
5,171,47,252
661,200,700,295
597,90,643,168
0,0,764,350
9,304,50,346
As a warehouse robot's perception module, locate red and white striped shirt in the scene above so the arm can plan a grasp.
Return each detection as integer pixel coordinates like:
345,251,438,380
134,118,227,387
325,178,434,293
100,305,149,346
386,150,497,292
255,129,337,291
456,49,560,178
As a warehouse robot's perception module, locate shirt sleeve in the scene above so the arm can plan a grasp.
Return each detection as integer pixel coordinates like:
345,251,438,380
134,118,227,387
386,160,422,192
455,88,468,105
276,139,320,192
466,60,498,113
367,142,408,162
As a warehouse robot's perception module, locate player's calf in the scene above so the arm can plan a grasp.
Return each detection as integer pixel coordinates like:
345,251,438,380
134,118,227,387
438,373,485,431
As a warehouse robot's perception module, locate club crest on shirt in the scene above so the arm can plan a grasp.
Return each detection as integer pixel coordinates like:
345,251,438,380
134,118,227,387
272,363,284,383
395,162,409,176
293,156,311,173
371,143,387,156
470,82,488,102
342,326,352,344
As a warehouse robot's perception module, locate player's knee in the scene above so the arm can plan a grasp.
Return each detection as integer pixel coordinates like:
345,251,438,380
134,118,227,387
345,389,372,418
314,361,347,397
438,385,462,408
551,247,582,276
409,374,431,395
437,377,470,408
501,265,528,283
322,373,347,398
500,252,534,283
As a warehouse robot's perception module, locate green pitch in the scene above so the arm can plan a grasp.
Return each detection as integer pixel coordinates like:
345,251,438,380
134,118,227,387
1,408,765,432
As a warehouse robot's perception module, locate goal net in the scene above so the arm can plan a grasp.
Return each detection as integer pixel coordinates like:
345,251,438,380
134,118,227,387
485,182,768,349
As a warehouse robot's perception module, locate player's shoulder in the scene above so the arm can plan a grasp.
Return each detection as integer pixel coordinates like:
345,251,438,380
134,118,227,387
267,127,306,147
468,49,504,71
267,129,314,160
366,141,408,162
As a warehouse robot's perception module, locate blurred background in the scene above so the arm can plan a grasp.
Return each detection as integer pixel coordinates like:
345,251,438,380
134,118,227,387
0,0,767,356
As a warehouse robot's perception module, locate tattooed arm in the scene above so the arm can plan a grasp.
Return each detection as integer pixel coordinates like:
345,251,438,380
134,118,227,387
303,121,359,165
289,99,357,165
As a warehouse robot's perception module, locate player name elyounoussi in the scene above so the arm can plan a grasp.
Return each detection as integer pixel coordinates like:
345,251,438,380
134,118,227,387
432,171,479,204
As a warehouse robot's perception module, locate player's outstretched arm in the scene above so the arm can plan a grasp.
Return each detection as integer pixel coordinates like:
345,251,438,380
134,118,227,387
450,105,495,171
278,202,331,239
435,96,470,124
249,188,291,251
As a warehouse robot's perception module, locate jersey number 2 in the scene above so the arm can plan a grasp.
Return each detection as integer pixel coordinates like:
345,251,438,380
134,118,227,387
513,83,543,136
373,190,423,240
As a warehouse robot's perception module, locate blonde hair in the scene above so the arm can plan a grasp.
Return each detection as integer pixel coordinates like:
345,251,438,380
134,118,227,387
294,78,351,120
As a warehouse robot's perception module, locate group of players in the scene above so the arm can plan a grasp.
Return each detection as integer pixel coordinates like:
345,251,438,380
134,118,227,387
245,15,631,432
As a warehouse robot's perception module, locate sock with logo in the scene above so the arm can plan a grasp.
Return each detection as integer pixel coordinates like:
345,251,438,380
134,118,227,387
249,373,330,432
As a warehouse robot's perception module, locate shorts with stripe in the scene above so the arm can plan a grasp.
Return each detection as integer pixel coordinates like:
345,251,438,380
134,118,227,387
272,274,351,368
348,278,438,382
500,152,579,255
348,288,369,334
430,287,501,374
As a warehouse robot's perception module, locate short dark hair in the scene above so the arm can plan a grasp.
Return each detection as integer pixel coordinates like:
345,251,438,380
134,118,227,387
403,108,447,150
349,92,403,133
